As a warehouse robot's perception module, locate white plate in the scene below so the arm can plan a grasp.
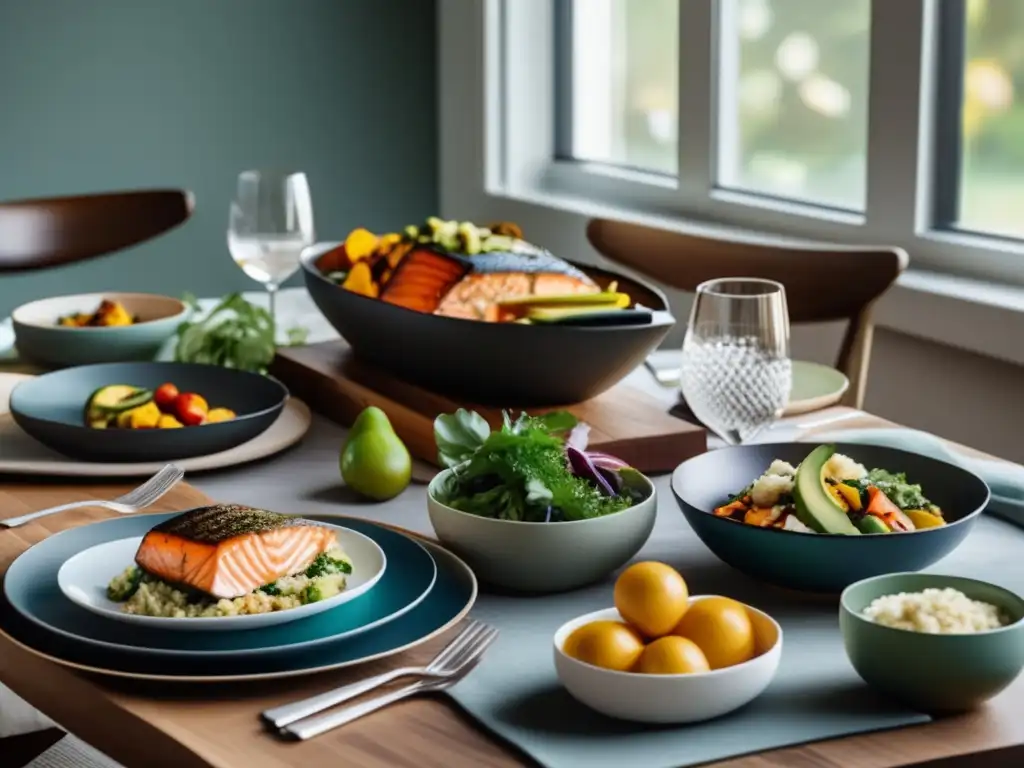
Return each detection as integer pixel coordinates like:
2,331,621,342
57,523,386,631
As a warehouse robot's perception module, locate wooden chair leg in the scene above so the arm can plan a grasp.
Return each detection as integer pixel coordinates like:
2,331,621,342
836,309,874,410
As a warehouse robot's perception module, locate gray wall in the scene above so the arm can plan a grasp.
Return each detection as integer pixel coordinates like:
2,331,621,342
0,0,437,316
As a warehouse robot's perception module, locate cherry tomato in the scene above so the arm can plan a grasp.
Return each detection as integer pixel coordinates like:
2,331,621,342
174,392,208,426
153,382,179,412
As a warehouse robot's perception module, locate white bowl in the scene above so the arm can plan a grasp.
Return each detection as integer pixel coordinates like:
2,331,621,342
553,598,783,723
427,468,657,593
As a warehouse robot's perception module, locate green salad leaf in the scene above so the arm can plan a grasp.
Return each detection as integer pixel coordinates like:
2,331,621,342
434,408,492,468
173,292,308,373
434,409,631,522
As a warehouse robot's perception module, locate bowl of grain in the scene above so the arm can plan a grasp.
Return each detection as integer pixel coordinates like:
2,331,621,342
840,572,1024,713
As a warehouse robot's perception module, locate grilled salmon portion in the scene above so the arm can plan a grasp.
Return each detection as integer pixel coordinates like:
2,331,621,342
381,244,600,320
134,504,338,599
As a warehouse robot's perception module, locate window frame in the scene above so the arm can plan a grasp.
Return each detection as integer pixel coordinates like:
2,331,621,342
439,0,1024,289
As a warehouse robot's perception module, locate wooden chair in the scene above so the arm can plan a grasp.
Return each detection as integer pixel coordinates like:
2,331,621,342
586,218,909,409
0,189,194,273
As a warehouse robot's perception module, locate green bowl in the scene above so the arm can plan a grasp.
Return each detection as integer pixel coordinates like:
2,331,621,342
12,292,189,368
427,468,657,593
840,573,1024,713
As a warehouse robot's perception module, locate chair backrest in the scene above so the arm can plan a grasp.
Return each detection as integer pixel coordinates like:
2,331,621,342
0,189,194,273
585,217,909,408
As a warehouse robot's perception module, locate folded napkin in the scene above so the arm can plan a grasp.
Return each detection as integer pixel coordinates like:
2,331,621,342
813,427,1024,528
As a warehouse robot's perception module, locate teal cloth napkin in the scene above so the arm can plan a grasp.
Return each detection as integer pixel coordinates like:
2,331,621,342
814,428,1024,528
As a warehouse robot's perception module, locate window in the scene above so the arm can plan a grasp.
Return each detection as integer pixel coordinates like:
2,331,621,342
952,0,1024,239
560,0,678,175
439,0,1024,287
718,0,871,210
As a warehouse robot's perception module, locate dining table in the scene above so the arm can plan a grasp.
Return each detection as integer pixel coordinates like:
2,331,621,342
1,288,1022,768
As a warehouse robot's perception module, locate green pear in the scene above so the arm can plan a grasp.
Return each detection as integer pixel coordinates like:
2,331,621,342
340,407,412,501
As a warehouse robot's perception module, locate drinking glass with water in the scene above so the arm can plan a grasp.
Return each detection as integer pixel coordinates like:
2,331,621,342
680,278,792,445
227,170,315,328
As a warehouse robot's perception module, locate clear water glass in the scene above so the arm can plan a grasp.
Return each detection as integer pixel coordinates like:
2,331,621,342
227,170,315,324
680,278,792,445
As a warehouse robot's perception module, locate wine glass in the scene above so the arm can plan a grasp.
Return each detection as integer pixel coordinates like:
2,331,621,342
679,278,792,445
227,170,315,327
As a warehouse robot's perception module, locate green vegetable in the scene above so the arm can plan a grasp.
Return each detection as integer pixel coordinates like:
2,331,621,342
107,566,144,601
304,551,352,579
172,293,309,373
301,584,324,604
259,582,281,596
434,408,493,468
435,410,630,522
859,469,931,511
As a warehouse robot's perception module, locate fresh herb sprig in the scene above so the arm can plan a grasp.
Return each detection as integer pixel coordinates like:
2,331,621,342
173,293,308,373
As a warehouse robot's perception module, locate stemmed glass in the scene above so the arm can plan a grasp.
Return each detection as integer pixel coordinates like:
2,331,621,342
227,170,315,327
679,278,792,445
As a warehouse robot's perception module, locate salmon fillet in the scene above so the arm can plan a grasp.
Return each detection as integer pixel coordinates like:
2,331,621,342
134,504,338,599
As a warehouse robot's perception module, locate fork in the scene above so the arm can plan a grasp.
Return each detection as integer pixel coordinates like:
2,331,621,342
262,619,492,730
281,623,499,741
0,464,185,529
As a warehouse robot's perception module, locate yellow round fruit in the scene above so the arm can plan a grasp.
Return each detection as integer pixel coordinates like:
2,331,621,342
562,620,645,672
635,635,710,675
673,596,756,670
613,561,690,638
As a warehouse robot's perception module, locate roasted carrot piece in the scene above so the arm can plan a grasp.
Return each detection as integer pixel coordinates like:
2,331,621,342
342,261,378,298
714,498,748,517
343,228,380,262
744,507,776,527
866,486,913,532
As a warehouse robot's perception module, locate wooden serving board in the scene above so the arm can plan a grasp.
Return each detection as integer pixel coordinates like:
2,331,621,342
270,341,706,473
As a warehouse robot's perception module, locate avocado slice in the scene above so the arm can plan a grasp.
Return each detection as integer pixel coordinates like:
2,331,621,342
856,515,891,534
497,291,631,308
793,444,861,534
84,385,153,426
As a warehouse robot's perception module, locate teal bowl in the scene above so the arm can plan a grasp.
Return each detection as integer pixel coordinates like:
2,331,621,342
12,292,189,367
840,573,1024,713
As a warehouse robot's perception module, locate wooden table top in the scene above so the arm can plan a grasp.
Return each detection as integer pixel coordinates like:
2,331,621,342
1,409,1022,768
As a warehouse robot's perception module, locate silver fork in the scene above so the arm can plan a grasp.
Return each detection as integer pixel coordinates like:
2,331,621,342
0,464,185,529
282,623,499,741
262,619,491,730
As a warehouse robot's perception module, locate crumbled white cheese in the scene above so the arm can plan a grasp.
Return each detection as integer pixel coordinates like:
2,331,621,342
782,514,815,534
766,459,797,477
768,505,786,523
750,473,794,507
823,453,868,481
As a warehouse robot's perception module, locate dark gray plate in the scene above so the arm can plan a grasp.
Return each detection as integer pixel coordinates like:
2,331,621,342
671,443,990,593
9,362,287,462
301,243,676,405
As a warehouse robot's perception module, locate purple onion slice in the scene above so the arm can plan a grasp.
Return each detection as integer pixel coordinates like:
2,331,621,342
566,445,617,496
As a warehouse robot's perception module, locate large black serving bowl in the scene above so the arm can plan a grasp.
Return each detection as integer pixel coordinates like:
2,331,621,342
671,443,990,593
301,242,676,405
9,362,288,462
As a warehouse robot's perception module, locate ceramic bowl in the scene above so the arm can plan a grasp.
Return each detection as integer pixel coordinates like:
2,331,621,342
553,600,782,723
9,361,288,462
840,572,1024,713
12,292,190,367
427,468,656,593
672,443,990,593
300,243,675,405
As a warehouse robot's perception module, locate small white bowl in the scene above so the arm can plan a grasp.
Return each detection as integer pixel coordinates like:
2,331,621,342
553,598,783,723
427,467,657,593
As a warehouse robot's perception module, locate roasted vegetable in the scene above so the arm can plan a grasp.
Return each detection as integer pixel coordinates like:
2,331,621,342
342,261,379,298
344,228,379,262
380,248,470,313
59,299,137,328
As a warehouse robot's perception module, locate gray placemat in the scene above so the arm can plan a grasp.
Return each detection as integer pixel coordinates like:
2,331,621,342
444,503,1024,768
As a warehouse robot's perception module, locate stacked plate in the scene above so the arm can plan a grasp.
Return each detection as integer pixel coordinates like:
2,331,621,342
0,514,477,681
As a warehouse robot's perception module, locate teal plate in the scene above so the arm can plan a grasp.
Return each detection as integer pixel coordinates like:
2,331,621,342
1,515,460,665
0,522,475,682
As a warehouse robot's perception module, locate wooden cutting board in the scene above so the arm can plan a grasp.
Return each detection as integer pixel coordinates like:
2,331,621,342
270,341,705,474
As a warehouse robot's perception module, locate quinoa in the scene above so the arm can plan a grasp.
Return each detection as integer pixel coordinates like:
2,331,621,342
107,547,352,618
863,587,1009,634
